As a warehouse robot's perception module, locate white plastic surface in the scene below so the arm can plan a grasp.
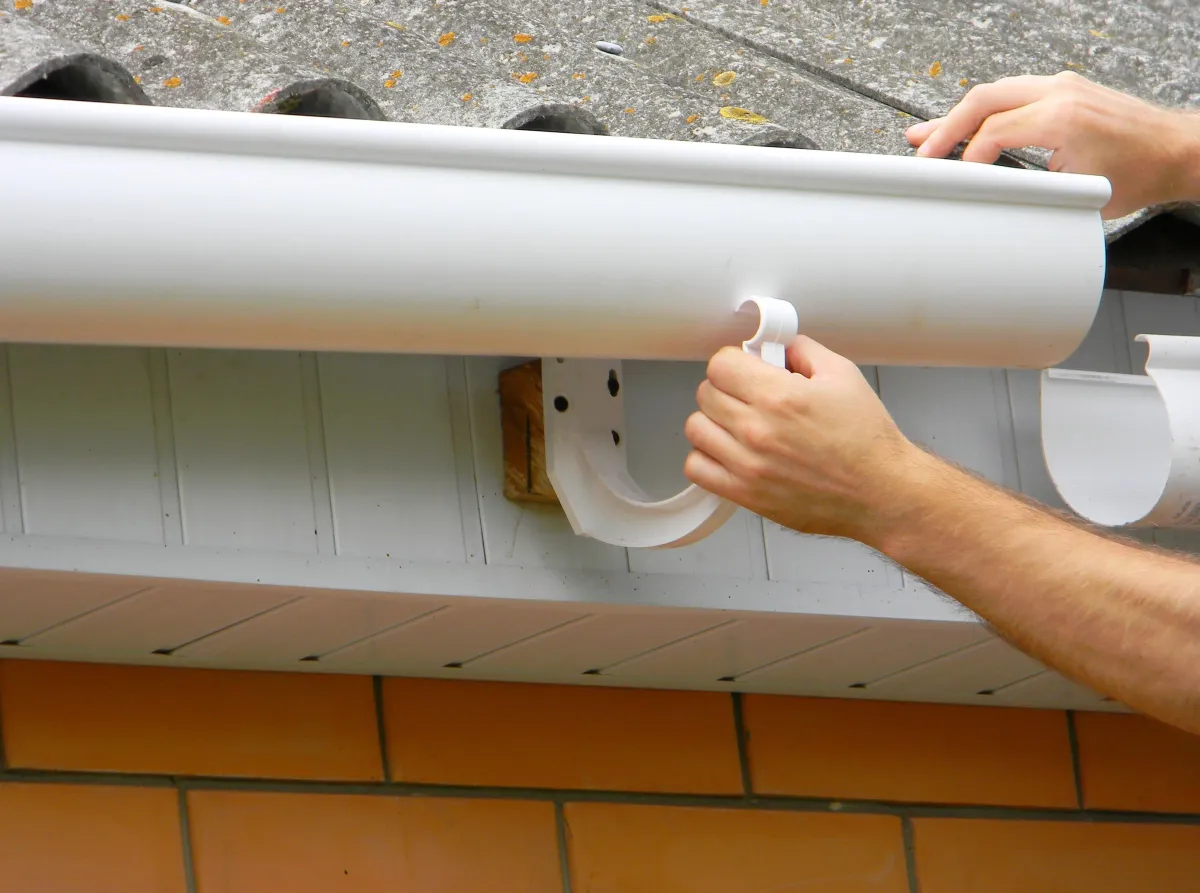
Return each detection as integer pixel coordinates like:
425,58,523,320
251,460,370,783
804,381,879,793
543,297,797,548
0,97,1108,367
1041,335,1200,527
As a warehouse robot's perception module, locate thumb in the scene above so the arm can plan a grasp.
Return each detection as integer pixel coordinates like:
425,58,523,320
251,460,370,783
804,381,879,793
786,335,852,380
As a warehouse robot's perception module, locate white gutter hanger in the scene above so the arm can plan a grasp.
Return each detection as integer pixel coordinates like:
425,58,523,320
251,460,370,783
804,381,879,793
1042,336,1200,528
0,98,1110,548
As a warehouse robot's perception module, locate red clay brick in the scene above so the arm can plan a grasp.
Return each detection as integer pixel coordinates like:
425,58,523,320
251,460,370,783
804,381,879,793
913,817,1200,892
188,790,561,893
743,695,1077,807
382,677,742,793
0,660,381,780
564,802,907,893
1074,712,1200,813
0,782,186,893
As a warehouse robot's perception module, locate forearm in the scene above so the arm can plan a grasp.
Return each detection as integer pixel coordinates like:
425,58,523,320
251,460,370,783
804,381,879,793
869,452,1200,734
1164,108,1200,205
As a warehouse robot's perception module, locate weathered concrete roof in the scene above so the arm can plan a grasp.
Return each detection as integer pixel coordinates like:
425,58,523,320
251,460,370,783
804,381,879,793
3,0,1198,241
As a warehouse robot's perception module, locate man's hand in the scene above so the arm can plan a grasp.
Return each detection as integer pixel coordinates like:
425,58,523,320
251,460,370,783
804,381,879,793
906,71,1200,219
683,336,925,545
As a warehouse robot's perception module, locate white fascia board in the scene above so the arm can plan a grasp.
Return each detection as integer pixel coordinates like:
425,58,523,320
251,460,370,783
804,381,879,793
1042,335,1200,528
0,96,1109,368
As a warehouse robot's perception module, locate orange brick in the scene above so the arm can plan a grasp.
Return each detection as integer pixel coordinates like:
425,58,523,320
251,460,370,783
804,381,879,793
382,677,742,793
743,695,1076,807
188,790,560,893
0,782,186,893
1075,712,1200,813
913,817,1200,892
0,660,381,780
564,802,907,893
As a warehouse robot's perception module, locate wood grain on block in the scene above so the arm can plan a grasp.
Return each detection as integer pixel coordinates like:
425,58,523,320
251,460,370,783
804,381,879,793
498,360,558,505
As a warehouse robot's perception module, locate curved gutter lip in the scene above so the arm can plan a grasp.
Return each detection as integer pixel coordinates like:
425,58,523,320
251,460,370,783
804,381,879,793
0,95,1111,210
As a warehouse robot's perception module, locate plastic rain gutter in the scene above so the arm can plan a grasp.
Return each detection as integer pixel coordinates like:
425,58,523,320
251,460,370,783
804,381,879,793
0,96,1111,548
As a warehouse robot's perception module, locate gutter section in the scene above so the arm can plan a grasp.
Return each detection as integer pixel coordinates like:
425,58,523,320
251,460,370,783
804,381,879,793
0,96,1108,367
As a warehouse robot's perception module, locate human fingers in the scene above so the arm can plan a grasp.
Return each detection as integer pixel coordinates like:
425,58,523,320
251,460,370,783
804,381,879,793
705,345,792,404
915,75,1056,158
683,448,742,501
960,103,1048,163
695,379,750,432
684,410,757,475
905,117,942,146
785,335,856,380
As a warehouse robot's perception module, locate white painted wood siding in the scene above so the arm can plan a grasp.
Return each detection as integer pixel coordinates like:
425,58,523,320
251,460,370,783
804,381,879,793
0,289,1183,711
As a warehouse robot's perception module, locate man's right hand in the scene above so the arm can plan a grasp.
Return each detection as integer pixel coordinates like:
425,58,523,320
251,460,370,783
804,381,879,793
906,71,1200,219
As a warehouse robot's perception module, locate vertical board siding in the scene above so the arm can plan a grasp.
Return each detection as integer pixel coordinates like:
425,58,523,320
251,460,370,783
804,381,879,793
877,367,1015,487
318,354,467,562
621,361,767,578
9,346,164,543
169,350,317,553
0,348,23,535
465,356,628,572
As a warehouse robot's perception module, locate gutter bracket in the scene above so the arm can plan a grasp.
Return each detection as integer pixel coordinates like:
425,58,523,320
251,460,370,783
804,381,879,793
1041,334,1200,528
542,297,798,549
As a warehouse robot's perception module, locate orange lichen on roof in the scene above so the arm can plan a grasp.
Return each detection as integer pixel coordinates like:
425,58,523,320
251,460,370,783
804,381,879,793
719,106,767,124
162,76,181,88
438,31,456,46
216,16,230,25
115,13,130,21
513,33,532,43
517,72,538,84
929,60,943,77
14,0,32,10
712,71,736,86
686,114,699,124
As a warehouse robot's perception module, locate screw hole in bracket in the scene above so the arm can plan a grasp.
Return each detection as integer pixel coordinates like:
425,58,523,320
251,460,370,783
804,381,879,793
553,395,569,412
607,369,620,397
611,430,621,445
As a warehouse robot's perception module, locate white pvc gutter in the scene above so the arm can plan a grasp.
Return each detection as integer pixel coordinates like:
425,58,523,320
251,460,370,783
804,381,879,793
0,96,1111,548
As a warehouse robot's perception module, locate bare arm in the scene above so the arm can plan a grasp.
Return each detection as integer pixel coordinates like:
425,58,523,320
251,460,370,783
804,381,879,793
684,73,1200,732
878,451,1200,733
684,340,1200,734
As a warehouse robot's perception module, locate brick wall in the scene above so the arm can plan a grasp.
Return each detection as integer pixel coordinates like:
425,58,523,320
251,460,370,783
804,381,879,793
0,660,1198,892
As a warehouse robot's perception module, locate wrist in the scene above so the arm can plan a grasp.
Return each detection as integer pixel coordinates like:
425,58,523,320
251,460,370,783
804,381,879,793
854,444,961,557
